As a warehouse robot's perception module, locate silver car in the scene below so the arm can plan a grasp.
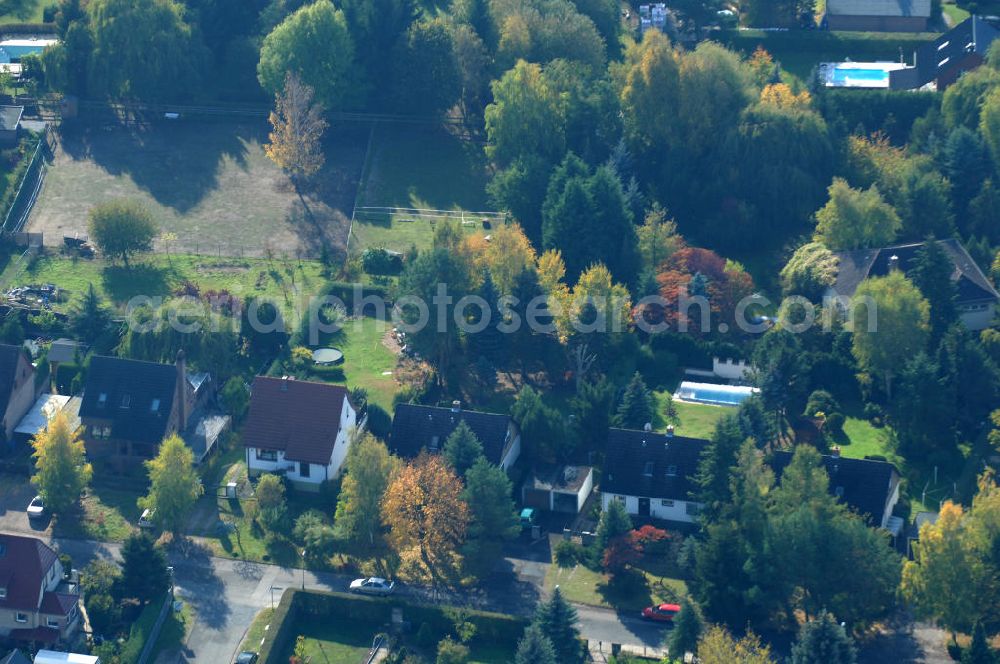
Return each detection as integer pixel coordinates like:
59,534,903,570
349,577,395,596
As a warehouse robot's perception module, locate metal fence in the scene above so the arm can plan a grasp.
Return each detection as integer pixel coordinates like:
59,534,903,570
2,126,53,234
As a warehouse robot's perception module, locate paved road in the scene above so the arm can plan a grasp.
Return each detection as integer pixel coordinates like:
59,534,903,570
0,484,949,663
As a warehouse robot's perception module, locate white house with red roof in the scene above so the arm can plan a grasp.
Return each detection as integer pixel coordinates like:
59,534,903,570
0,534,79,646
242,376,358,489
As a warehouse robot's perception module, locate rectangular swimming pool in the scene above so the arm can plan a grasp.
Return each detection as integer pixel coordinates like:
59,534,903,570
821,61,909,89
675,381,758,407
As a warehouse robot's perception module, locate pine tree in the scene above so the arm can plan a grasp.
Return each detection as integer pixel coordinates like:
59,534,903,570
667,597,704,659
614,371,653,429
790,611,857,664
533,587,581,663
596,498,633,553
120,532,170,604
693,414,744,521
515,624,557,664
469,270,506,366
443,421,485,477
961,621,995,664
910,239,958,344
69,283,112,342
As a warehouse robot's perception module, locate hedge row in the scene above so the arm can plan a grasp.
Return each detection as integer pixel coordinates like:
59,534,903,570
0,22,56,36
259,590,529,664
819,88,940,144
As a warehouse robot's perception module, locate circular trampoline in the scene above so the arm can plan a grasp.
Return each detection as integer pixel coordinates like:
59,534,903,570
312,348,344,365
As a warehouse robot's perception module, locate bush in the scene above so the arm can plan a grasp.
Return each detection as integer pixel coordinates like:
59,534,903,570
554,540,582,568
864,402,885,426
825,412,846,435
362,247,403,275
42,3,58,22
804,389,840,419
417,622,437,648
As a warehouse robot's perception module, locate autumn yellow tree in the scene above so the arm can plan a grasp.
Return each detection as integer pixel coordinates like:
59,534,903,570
697,625,774,664
902,472,1000,637
265,72,328,186
481,223,537,294
32,412,93,514
381,453,469,579
759,83,811,110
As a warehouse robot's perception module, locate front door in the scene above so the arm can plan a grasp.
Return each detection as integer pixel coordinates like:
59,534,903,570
638,497,650,517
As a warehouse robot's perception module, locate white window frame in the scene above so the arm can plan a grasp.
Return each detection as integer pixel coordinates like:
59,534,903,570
15,612,27,623
47,617,59,628
256,449,278,462
661,499,674,507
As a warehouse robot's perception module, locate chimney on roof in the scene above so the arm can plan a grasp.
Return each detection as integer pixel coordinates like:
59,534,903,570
175,349,188,431
832,445,841,458
666,425,674,437
451,400,461,413
280,375,290,391
889,254,900,272
643,422,652,432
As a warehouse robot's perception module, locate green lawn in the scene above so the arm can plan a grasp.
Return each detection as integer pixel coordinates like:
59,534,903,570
295,315,400,410
2,252,326,318
350,213,490,254
351,123,494,254
361,124,489,212
654,393,728,439
943,1,971,25
52,486,140,542
835,417,895,461
280,619,376,664
240,607,275,654
148,602,193,664
544,563,688,612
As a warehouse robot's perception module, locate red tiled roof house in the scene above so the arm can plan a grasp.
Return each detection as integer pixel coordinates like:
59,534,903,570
242,376,358,490
0,534,80,646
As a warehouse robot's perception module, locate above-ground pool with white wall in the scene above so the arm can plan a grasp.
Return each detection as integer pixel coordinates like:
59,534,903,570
675,381,759,407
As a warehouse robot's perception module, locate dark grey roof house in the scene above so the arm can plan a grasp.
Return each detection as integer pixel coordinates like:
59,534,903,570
769,449,902,528
601,427,709,523
827,238,999,330
389,401,521,470
80,353,226,469
826,0,930,31
891,16,1000,89
602,427,902,528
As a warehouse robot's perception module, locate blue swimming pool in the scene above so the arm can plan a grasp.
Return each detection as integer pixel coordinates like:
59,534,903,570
675,381,758,407
830,67,890,84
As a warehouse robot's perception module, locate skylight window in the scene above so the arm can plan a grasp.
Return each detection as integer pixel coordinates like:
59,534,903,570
643,461,654,477
151,398,160,413
665,465,678,477
98,393,107,407
120,394,131,409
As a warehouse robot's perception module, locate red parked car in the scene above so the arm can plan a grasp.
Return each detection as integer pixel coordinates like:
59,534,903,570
642,603,681,622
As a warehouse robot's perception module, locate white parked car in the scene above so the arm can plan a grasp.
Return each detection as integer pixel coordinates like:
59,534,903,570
138,508,156,529
349,577,395,596
27,495,45,519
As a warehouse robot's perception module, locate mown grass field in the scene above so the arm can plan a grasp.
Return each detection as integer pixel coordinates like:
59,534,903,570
29,123,365,258
0,0,47,24
351,123,494,254
2,252,327,318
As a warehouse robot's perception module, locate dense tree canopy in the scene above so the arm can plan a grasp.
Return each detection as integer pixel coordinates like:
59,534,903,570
258,0,360,109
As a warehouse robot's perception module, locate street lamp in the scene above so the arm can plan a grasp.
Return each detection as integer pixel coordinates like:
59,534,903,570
167,566,175,599
269,585,283,611
301,550,306,591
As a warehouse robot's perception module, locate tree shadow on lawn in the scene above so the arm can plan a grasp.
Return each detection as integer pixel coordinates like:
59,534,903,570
57,122,256,215
101,263,179,303
596,569,653,612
